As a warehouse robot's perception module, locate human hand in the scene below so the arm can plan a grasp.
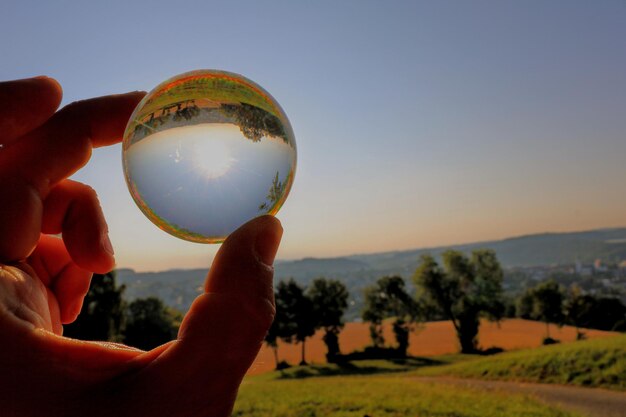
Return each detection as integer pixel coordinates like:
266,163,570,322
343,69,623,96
0,76,282,417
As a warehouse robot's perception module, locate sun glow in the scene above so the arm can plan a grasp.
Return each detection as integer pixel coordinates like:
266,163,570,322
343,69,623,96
190,138,235,179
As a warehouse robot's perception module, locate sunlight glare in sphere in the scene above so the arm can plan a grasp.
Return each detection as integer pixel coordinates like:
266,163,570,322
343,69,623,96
189,131,235,180
122,70,297,243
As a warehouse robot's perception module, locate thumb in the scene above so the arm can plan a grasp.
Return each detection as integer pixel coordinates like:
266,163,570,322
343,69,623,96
127,216,282,416
180,214,282,368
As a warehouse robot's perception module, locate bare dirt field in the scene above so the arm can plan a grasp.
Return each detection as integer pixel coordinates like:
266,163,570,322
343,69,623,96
247,318,616,375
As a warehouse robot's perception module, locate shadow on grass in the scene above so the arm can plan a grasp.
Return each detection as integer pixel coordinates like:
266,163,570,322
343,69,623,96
276,356,446,380
273,345,507,380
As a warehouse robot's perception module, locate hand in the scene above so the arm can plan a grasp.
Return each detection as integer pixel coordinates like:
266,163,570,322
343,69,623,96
0,76,282,417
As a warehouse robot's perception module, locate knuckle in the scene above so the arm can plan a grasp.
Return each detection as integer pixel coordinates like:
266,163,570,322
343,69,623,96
80,183,99,200
61,99,87,114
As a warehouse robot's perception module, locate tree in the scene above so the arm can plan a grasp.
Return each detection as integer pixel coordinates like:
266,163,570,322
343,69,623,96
307,278,349,362
123,297,182,350
564,287,626,333
502,295,518,318
264,292,291,369
516,290,535,320
413,250,504,353
64,271,125,342
590,298,626,331
258,171,287,212
264,316,281,369
529,280,564,339
362,287,385,348
275,279,316,365
220,103,288,143
362,276,419,356
564,285,594,339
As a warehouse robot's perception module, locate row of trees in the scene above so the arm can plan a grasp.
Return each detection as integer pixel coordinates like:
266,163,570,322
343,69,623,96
68,252,625,367
361,250,505,355
265,278,349,367
64,272,182,350
65,272,352,362
265,249,506,367
264,250,626,366
516,280,626,340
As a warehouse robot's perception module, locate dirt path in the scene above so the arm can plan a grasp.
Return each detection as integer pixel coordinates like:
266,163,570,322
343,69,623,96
415,377,626,417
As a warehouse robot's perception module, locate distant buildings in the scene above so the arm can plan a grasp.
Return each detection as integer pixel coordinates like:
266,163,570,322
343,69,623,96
575,260,593,276
593,259,608,273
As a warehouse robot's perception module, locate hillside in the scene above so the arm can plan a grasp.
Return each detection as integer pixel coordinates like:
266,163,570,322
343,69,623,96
418,334,626,390
116,227,626,314
347,227,626,273
235,330,624,417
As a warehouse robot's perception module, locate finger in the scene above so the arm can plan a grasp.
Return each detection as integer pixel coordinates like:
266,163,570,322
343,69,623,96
0,91,145,196
185,215,282,358
27,235,93,324
42,179,114,273
0,76,62,145
204,215,282,299
127,216,282,416
55,264,91,324
0,92,143,263
0,176,43,262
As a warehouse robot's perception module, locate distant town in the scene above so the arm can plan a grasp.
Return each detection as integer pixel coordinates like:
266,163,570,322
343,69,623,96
505,259,626,300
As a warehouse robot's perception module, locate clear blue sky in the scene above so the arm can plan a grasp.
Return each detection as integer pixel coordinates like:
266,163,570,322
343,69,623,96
2,1,626,271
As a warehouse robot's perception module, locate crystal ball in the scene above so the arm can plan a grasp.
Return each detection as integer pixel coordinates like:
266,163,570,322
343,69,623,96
122,70,296,243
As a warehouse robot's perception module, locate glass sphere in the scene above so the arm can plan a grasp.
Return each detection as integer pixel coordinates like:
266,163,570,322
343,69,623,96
122,70,296,243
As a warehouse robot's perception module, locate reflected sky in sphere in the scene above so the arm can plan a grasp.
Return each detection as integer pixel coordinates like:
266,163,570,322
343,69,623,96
122,70,297,243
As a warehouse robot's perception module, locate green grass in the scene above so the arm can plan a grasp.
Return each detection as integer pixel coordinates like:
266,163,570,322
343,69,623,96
233,337,625,415
233,372,580,417
417,334,626,390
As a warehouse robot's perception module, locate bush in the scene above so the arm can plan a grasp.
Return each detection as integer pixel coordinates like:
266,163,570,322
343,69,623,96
479,347,504,355
335,346,406,361
542,337,560,345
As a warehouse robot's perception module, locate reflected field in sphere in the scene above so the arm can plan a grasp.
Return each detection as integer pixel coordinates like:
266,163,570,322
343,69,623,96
122,70,297,243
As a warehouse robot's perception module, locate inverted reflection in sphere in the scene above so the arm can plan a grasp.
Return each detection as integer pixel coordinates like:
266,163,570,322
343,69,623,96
122,70,297,243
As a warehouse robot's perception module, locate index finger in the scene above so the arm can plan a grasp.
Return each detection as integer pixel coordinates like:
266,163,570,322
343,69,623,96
0,91,146,197
0,76,63,145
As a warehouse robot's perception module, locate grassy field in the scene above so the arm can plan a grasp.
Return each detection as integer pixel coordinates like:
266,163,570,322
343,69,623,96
248,319,617,375
235,323,622,415
233,368,580,417
234,334,626,415
417,334,626,390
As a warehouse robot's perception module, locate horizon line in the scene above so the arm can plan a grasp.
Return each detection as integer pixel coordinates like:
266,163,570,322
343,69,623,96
115,224,626,274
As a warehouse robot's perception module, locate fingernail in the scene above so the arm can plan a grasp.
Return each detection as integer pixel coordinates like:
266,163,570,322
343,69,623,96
254,218,283,266
102,233,115,256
